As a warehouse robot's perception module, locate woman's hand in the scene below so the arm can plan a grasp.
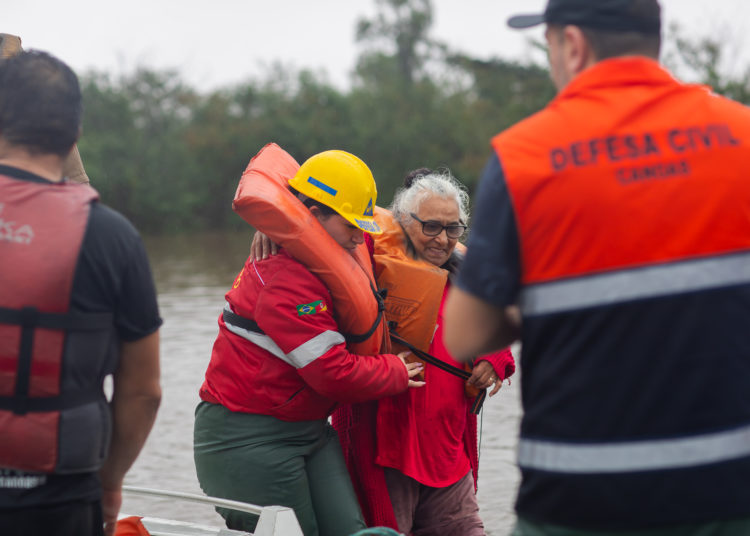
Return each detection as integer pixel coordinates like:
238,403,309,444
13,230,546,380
249,231,278,262
398,351,425,388
468,360,507,396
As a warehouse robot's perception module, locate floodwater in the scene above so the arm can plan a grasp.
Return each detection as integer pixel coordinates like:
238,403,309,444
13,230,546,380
120,231,522,535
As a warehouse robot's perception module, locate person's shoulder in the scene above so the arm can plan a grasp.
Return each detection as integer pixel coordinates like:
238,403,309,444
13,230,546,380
257,250,329,292
88,201,140,237
682,87,750,142
702,88,750,117
492,103,558,148
83,201,146,257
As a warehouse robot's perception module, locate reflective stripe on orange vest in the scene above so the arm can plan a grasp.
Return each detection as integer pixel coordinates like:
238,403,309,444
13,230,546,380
521,249,750,316
518,422,750,473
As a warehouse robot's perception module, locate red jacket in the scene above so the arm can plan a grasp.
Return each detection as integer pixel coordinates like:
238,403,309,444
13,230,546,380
375,283,515,487
199,250,408,421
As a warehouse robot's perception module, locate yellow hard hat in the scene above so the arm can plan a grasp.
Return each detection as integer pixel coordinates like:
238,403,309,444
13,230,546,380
289,150,382,234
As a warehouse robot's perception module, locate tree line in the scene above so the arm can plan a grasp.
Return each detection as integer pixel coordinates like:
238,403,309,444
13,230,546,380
75,0,750,234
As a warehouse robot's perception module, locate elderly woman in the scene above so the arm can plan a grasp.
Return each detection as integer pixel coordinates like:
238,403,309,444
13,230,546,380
334,168,516,536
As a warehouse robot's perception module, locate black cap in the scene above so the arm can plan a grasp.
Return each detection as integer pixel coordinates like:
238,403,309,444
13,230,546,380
508,0,661,34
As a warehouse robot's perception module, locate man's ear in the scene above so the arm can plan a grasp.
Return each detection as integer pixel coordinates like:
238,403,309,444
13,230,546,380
562,25,594,77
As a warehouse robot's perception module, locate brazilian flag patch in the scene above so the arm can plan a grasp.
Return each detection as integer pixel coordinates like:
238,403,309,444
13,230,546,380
297,299,328,316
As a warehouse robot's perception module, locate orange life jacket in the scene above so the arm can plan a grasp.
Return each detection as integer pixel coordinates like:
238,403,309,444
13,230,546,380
372,208,479,397
372,206,446,358
232,143,387,356
114,517,151,536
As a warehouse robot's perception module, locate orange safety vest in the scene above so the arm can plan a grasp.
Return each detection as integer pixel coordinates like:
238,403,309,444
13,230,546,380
232,143,387,356
491,57,750,528
494,60,750,286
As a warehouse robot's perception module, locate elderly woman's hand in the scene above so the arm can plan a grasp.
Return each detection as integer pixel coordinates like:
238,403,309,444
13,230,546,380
468,360,506,397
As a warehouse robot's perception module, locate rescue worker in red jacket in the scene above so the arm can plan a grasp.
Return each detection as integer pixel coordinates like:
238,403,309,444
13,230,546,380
194,150,424,536
445,0,750,534
0,51,162,536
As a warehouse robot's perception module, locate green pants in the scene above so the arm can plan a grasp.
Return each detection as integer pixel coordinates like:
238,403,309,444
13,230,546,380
193,401,366,536
512,516,750,536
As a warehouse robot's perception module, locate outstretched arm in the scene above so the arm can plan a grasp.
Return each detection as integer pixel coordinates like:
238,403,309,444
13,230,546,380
99,331,161,536
443,286,520,363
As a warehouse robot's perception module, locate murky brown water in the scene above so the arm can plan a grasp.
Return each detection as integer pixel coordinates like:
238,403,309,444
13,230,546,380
120,232,522,535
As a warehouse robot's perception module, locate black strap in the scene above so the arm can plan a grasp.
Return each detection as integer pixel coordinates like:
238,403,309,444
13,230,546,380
0,306,113,415
390,331,487,414
470,389,487,415
341,282,385,345
0,306,113,331
0,389,103,413
14,308,36,415
223,308,265,334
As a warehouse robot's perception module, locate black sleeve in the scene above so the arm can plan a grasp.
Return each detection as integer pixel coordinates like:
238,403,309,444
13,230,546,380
72,202,162,341
457,153,522,307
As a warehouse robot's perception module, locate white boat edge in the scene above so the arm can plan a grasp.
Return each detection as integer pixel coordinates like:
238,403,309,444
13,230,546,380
120,485,304,536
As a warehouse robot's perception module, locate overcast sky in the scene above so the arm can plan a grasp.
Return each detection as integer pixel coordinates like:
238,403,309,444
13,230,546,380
6,1,750,92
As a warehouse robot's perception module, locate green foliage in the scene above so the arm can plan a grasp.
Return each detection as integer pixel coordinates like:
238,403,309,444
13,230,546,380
663,23,750,105
79,68,203,232
356,0,436,87
75,3,750,234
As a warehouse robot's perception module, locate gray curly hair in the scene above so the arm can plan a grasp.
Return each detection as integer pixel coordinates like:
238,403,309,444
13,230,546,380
390,167,470,227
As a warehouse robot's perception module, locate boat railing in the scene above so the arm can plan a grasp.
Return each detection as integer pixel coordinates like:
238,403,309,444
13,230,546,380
121,485,303,536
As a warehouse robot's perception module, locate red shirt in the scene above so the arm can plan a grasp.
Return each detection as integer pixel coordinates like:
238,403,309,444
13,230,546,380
374,284,512,487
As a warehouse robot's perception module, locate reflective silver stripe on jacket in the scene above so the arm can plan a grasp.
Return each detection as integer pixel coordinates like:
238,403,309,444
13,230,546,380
520,251,750,316
518,423,750,473
222,304,345,369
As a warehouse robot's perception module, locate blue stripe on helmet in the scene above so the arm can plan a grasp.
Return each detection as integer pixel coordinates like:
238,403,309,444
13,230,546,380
306,176,338,196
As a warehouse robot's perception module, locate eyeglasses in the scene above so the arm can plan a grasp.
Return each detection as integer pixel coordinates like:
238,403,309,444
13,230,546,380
410,213,467,239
